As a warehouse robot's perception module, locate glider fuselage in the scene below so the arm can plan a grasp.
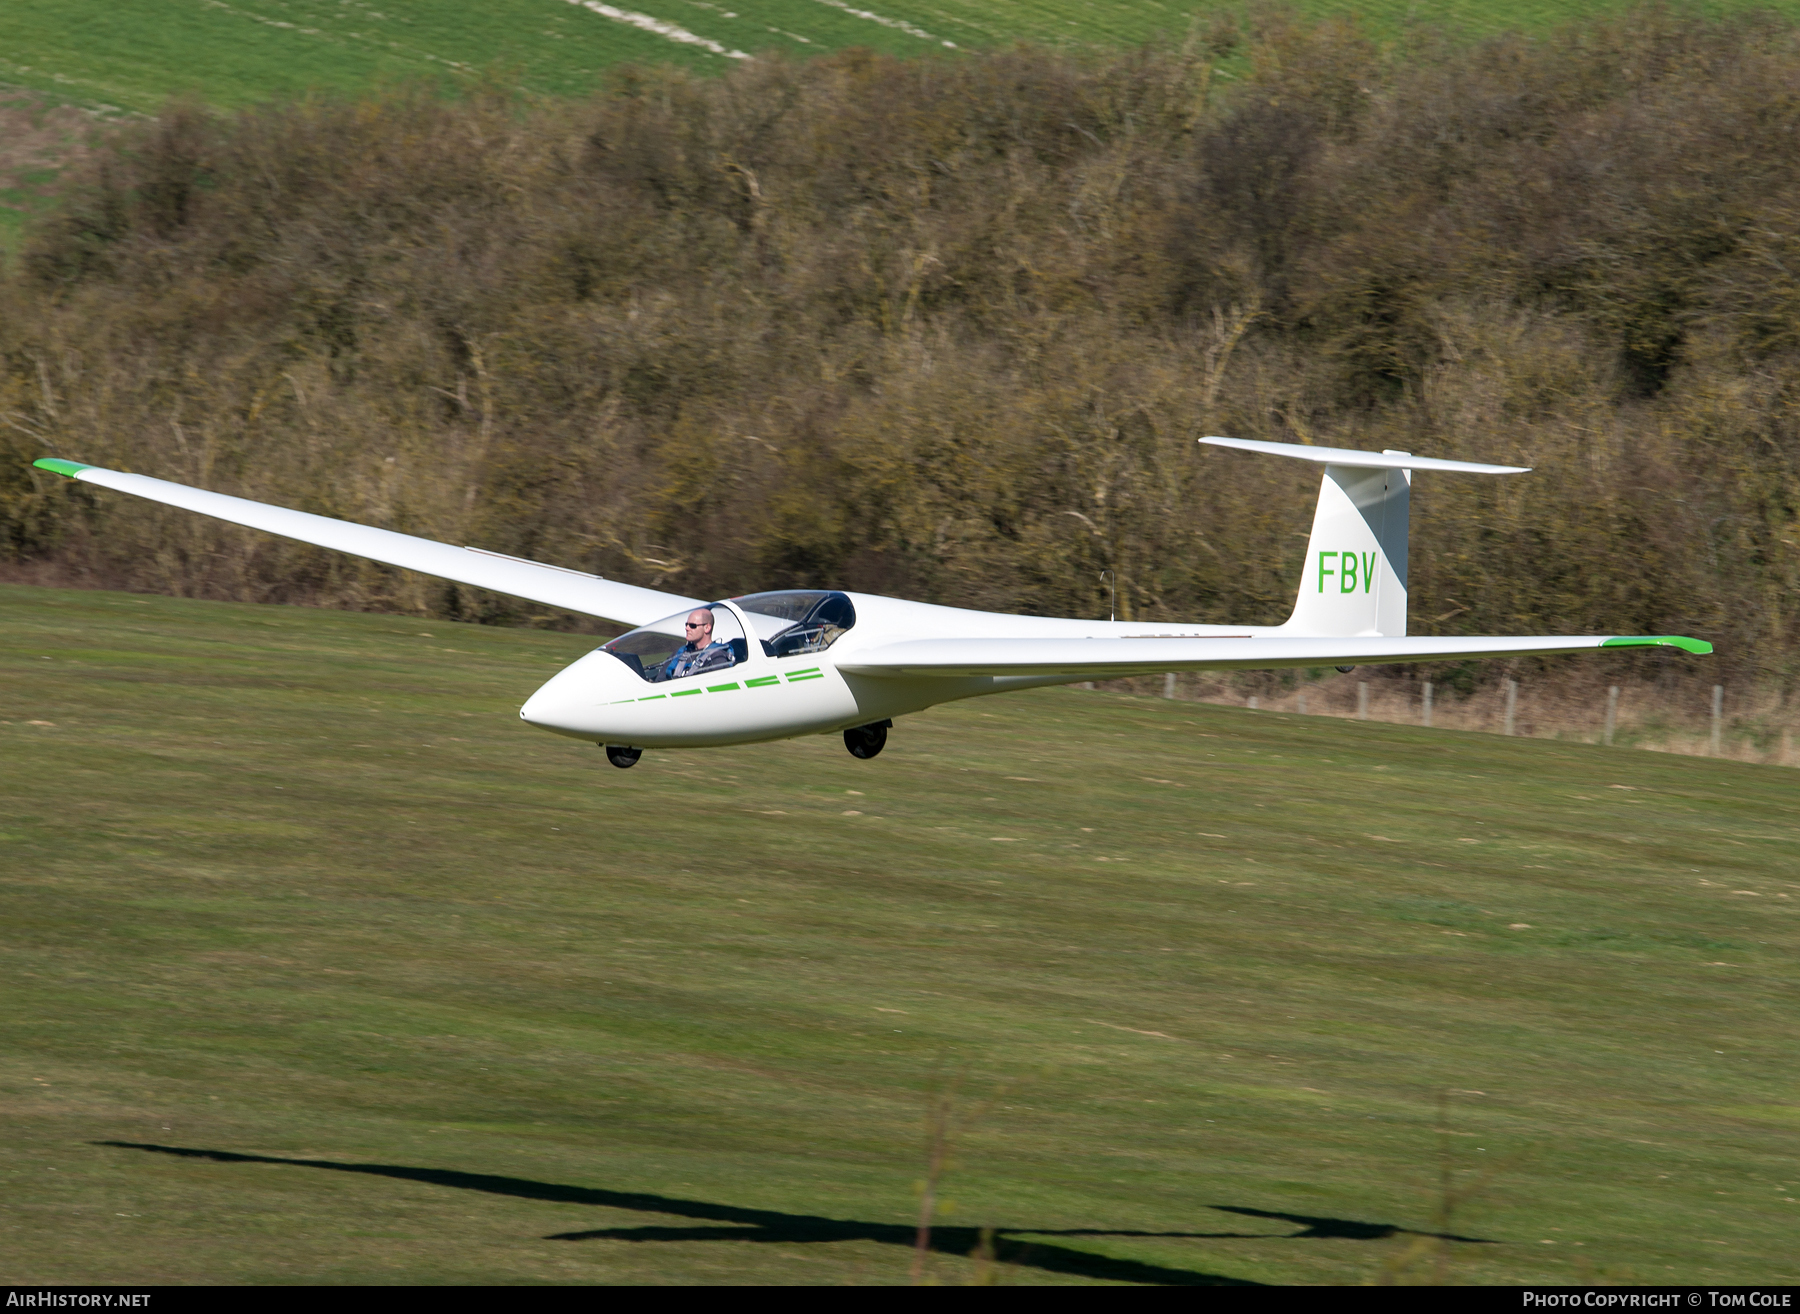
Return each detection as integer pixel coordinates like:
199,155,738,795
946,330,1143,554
519,593,1268,748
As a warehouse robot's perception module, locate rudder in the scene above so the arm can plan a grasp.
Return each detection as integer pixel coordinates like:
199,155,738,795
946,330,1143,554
1283,460,1409,638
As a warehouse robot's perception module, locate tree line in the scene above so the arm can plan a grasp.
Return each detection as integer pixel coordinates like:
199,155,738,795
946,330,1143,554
3,8,1797,691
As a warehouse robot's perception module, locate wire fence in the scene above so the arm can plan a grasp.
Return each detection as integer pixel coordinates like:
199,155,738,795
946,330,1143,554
1120,672,1799,768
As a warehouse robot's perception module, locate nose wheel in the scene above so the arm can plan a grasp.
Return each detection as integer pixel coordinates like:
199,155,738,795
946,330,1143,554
843,720,891,759
604,745,642,769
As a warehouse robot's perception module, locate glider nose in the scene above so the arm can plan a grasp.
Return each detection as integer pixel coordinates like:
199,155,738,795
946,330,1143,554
519,649,624,738
518,670,576,733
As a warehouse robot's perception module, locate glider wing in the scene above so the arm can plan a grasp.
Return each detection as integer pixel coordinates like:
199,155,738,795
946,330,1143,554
837,633,1710,678
32,459,700,627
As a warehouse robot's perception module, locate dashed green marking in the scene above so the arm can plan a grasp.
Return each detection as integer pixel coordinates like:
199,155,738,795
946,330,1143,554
625,668,813,703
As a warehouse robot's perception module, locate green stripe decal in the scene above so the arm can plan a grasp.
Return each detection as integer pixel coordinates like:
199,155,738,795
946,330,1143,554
629,671,809,701
1602,635,1713,655
33,458,93,478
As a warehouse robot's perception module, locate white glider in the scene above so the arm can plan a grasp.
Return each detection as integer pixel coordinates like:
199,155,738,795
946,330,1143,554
31,439,1709,766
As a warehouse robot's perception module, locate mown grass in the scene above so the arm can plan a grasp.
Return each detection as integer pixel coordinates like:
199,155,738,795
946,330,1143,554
6,0,1800,113
3,582,1798,1285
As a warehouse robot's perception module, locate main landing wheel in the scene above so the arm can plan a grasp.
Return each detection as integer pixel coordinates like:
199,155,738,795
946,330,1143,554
843,721,892,759
604,745,643,769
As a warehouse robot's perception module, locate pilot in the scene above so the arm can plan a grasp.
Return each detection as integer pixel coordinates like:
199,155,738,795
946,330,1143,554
661,608,733,681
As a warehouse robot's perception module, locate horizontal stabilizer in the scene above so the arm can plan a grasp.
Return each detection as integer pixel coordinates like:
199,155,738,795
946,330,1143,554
32,459,699,627
839,633,1709,679
1201,435,1529,474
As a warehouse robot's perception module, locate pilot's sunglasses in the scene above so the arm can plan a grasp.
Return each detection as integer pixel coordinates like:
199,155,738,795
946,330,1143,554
686,621,710,628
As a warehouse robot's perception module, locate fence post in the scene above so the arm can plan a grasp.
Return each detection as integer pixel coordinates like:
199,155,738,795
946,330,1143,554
1604,685,1618,747
1422,681,1433,728
1247,695,1258,710
1296,691,1308,715
1163,672,1176,700
1357,682,1369,721
1503,678,1518,737
1711,685,1723,756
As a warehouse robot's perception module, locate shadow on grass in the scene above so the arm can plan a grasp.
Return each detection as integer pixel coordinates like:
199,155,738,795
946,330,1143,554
1204,1204,1493,1243
96,1141,1491,1284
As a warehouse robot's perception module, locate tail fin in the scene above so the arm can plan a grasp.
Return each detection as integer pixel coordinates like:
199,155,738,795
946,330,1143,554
1199,436,1530,639
1287,460,1412,637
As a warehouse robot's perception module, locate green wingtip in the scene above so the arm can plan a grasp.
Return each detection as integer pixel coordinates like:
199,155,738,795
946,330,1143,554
33,458,93,478
1603,635,1713,655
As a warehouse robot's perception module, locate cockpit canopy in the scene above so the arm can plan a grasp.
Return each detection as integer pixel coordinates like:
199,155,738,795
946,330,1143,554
734,590,856,658
602,603,748,683
601,591,855,683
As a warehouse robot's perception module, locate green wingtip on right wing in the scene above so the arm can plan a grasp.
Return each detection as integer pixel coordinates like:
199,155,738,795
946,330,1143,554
1602,635,1714,655
33,458,94,478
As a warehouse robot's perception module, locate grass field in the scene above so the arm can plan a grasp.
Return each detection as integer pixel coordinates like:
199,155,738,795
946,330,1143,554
5,0,1800,115
3,582,1798,1285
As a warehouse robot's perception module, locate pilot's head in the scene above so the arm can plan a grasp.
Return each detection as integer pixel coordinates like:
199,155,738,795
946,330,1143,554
684,609,715,648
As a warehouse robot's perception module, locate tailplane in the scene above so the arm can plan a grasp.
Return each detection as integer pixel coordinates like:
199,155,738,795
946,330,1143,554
1199,436,1530,639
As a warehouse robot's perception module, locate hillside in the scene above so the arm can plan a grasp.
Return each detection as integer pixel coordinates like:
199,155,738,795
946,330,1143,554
5,17,1797,700
8,0,1800,113
4,584,1798,1283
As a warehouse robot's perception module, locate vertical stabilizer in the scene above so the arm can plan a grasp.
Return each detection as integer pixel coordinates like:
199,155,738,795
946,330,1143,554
1197,436,1532,641
1282,461,1410,637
